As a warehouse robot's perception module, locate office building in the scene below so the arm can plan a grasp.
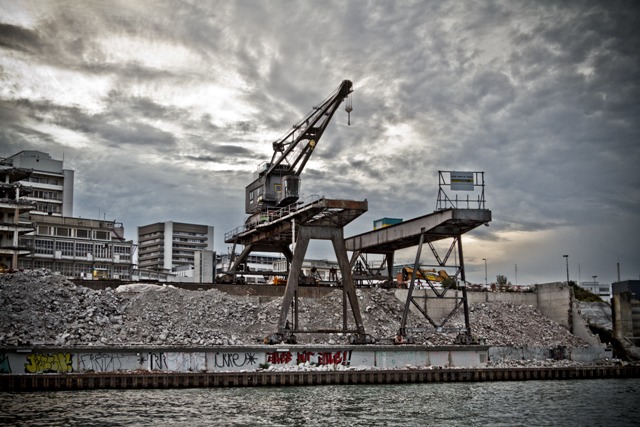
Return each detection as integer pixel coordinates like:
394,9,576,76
18,216,135,280
138,221,214,274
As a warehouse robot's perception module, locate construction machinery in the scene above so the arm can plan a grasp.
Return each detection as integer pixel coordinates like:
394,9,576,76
224,80,373,345
398,266,450,285
244,80,353,223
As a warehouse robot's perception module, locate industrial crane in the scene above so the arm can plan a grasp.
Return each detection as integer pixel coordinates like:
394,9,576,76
244,80,353,220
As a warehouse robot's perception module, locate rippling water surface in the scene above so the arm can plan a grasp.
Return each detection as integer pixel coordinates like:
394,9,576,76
2,379,639,426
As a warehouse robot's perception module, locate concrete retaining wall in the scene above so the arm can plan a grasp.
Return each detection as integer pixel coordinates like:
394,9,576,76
0,345,488,374
489,346,611,362
535,283,572,328
394,283,570,326
0,344,612,375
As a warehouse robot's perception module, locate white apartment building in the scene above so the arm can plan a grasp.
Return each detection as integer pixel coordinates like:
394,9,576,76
138,221,214,274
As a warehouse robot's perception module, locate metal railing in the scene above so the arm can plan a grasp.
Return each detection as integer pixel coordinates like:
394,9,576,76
225,194,323,241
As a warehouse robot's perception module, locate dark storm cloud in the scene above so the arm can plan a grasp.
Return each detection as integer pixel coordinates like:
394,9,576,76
0,23,43,54
184,144,255,165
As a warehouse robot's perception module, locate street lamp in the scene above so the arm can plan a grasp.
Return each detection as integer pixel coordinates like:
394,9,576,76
482,258,487,286
563,255,569,285
592,275,597,283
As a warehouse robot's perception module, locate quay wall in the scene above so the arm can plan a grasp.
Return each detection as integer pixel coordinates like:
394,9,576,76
0,344,612,376
1,345,489,375
2,366,638,391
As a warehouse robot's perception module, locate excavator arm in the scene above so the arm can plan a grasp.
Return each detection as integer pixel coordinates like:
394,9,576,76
245,80,353,215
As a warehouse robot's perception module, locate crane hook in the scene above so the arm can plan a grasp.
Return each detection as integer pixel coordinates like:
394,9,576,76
345,95,353,126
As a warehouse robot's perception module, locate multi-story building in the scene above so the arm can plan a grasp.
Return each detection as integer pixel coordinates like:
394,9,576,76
2,150,74,217
0,163,36,270
18,216,135,280
138,221,214,274
1,150,134,279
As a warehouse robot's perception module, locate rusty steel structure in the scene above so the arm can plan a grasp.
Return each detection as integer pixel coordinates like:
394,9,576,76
224,80,372,344
345,171,491,344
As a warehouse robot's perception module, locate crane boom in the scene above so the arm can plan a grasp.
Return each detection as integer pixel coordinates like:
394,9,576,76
245,80,353,215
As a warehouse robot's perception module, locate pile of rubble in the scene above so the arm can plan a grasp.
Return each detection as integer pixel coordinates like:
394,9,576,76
1,270,589,349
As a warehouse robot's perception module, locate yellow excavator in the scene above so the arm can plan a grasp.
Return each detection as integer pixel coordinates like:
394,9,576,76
398,266,450,284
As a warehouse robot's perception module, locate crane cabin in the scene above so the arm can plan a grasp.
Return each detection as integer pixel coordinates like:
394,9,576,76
243,80,353,220
245,163,301,215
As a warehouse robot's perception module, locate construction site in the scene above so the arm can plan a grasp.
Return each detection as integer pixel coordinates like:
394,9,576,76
2,80,639,389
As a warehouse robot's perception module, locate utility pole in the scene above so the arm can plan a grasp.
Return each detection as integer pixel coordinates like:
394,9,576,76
563,254,569,285
483,258,487,287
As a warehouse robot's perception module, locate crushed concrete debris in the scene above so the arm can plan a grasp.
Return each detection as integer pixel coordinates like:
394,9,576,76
1,270,589,351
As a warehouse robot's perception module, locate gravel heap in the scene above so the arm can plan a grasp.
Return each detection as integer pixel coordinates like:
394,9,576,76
1,270,589,349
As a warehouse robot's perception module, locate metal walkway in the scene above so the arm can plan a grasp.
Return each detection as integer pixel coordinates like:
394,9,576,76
345,208,491,254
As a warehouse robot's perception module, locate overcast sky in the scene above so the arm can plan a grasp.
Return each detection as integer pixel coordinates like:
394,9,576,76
1,0,638,286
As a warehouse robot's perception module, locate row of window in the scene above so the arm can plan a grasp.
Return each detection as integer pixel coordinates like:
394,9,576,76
31,239,131,258
38,225,110,240
17,260,131,280
35,203,60,213
31,190,61,201
29,177,61,185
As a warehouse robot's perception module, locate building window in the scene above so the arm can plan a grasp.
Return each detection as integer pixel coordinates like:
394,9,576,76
76,242,93,257
38,226,51,235
56,227,70,237
76,229,90,239
94,231,109,240
35,239,54,255
56,241,74,256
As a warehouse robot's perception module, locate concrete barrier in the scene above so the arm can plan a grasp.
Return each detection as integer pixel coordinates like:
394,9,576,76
0,345,490,375
1,343,612,376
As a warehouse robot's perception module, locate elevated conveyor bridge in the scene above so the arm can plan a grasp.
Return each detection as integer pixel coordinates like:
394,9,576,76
345,208,492,343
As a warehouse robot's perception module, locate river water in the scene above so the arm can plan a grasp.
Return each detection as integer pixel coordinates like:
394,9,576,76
1,378,639,426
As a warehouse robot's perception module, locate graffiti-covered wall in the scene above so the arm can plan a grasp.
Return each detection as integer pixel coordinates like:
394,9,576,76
0,346,490,374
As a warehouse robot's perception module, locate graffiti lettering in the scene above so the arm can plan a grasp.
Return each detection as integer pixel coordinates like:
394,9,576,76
24,353,73,373
297,351,315,364
0,353,11,373
165,353,206,371
79,353,124,372
150,353,166,370
214,352,258,368
267,351,293,365
317,351,351,366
